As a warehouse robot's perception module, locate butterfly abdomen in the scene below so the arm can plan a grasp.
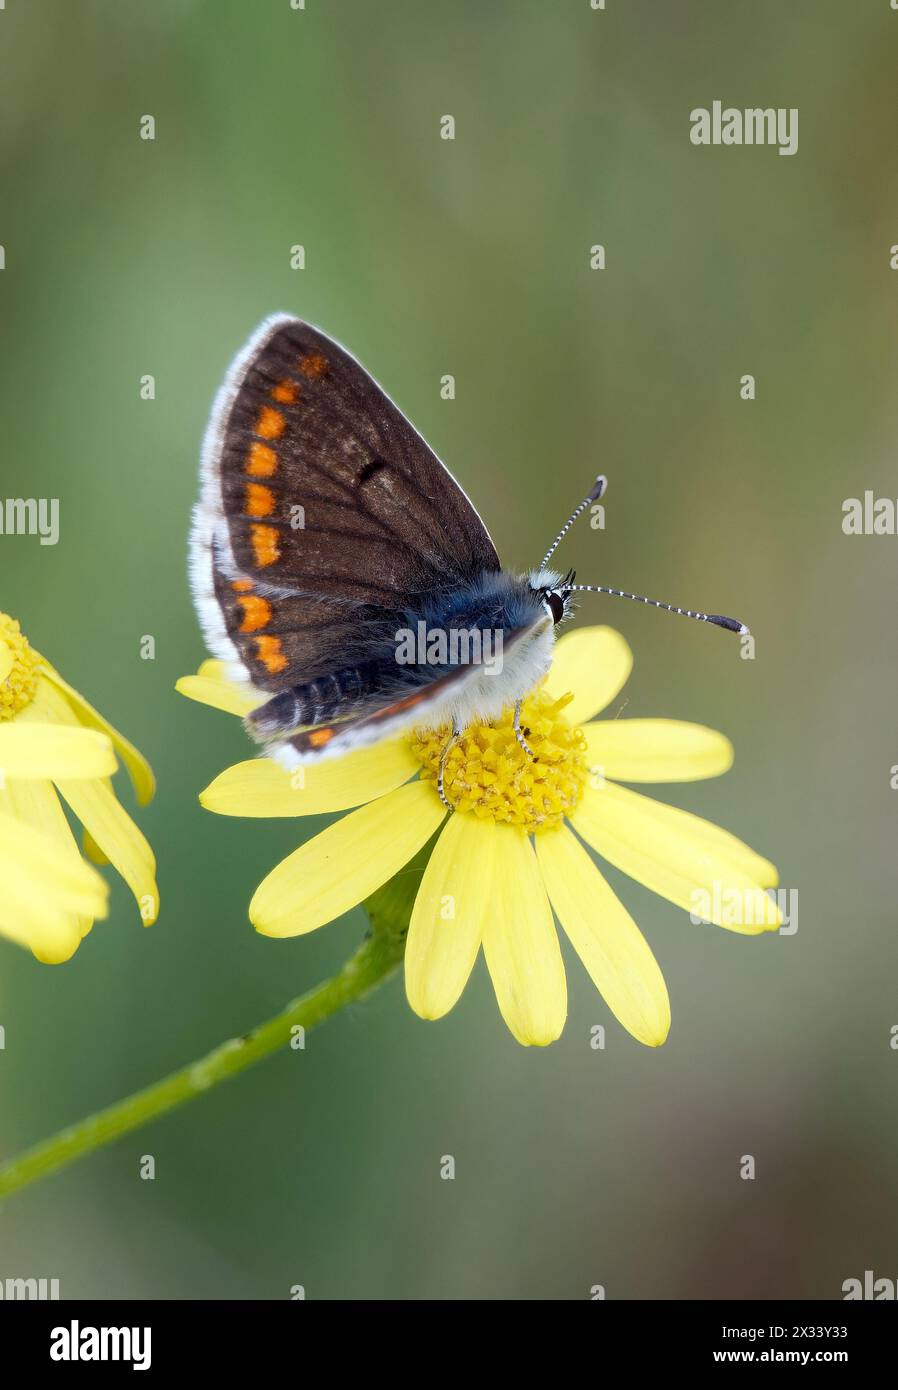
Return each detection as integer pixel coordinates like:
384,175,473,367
247,659,387,739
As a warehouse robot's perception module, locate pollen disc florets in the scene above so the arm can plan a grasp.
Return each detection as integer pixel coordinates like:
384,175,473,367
0,613,40,721
410,689,589,832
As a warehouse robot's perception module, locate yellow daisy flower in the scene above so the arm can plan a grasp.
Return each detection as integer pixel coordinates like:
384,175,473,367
177,626,779,1046
0,611,158,963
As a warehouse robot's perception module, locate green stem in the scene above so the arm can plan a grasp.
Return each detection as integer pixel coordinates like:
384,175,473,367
0,845,431,1201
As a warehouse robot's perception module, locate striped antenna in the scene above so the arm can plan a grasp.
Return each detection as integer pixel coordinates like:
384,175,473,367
567,583,749,634
540,474,607,570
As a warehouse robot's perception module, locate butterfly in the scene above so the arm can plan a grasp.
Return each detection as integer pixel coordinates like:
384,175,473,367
189,315,746,806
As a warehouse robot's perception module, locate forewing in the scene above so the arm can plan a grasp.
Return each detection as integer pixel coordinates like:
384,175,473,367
190,315,499,690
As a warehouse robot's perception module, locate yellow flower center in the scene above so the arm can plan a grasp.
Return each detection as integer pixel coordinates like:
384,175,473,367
409,688,589,832
0,612,41,720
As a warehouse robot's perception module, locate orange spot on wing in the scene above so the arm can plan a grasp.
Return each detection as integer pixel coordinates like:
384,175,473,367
247,441,277,477
255,405,285,440
298,353,329,379
246,482,275,518
251,523,280,567
231,579,253,592
371,689,430,719
271,378,299,404
237,595,272,633
308,727,335,747
254,634,288,674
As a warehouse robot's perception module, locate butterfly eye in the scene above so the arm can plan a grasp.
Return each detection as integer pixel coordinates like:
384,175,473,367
544,590,565,624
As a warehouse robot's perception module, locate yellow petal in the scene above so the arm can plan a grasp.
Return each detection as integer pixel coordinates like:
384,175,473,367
32,665,155,805
0,898,83,964
481,824,567,1045
178,658,266,716
23,680,157,921
201,741,417,818
0,722,117,779
83,828,110,865
175,673,263,718
535,825,670,1045
198,659,229,679
0,806,107,913
198,658,247,682
582,719,734,783
545,626,633,723
405,814,489,1020
0,640,12,684
251,781,446,938
570,781,781,934
0,777,95,943
54,776,159,925
0,806,107,960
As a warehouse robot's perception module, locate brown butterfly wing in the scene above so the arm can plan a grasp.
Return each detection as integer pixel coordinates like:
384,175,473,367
192,315,499,691
283,618,550,762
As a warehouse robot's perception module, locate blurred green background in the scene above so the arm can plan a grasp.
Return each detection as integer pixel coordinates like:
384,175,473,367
1,0,896,1300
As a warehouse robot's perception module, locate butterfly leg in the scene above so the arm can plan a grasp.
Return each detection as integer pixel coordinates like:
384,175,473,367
437,717,462,811
513,700,536,760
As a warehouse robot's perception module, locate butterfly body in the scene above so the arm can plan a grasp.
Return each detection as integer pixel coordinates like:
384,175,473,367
246,567,562,745
190,315,571,768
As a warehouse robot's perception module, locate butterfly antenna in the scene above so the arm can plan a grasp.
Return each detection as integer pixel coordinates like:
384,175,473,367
567,583,749,635
540,474,607,570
